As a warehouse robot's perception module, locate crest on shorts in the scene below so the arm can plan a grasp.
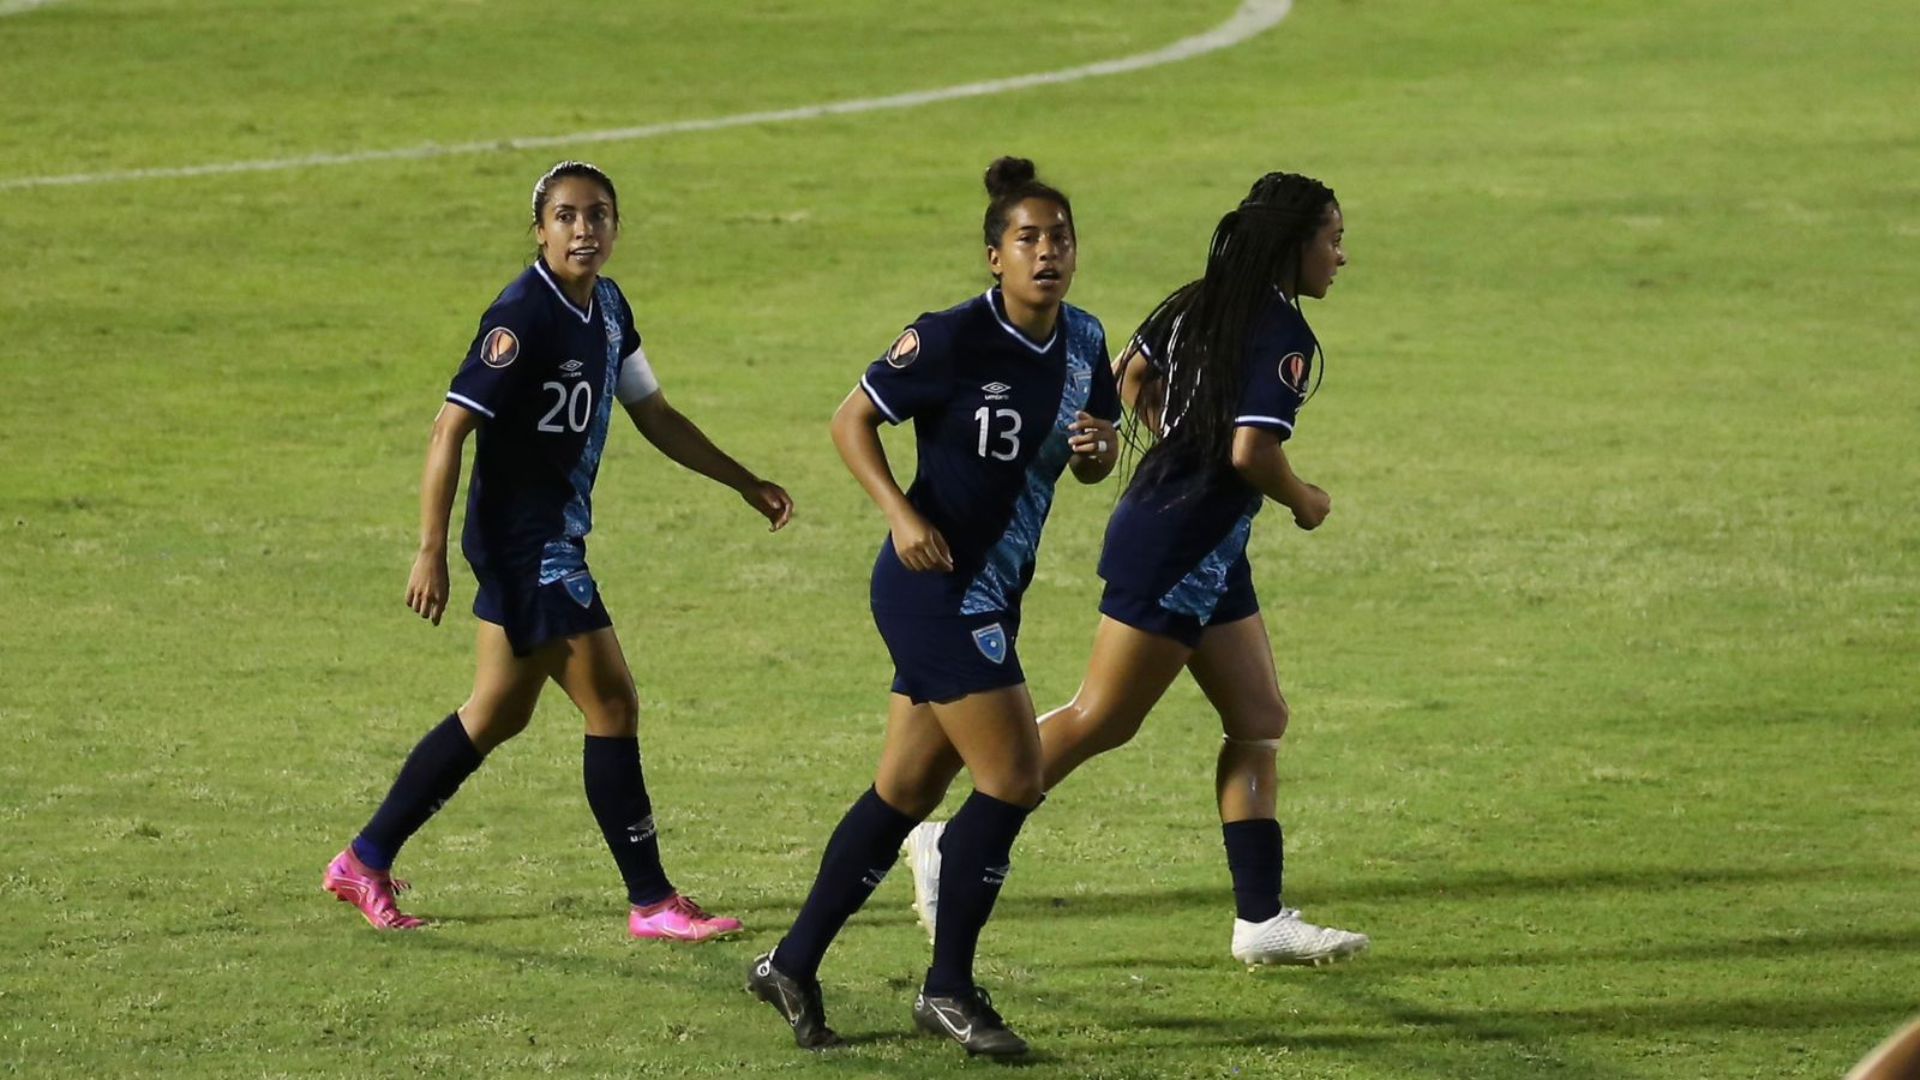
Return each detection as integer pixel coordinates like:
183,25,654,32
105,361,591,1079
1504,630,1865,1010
1279,351,1310,395
971,622,1008,666
482,327,520,369
885,328,921,369
562,570,595,608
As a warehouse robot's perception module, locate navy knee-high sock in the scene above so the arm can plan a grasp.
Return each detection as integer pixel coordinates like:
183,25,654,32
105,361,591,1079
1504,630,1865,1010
353,713,484,871
925,790,1032,996
583,735,675,907
1222,818,1284,922
774,787,919,981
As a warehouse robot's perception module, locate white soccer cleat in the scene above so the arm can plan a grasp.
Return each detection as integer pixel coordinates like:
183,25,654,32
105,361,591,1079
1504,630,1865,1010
902,820,945,941
1230,908,1370,968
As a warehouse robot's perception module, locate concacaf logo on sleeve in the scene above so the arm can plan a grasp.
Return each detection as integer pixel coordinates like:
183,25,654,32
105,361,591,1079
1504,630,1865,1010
482,327,520,369
885,328,920,369
1279,351,1309,394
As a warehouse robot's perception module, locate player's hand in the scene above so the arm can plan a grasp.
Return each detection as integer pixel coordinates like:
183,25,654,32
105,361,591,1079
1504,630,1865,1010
1292,482,1331,531
406,549,450,625
889,509,954,572
1067,411,1118,466
742,480,795,532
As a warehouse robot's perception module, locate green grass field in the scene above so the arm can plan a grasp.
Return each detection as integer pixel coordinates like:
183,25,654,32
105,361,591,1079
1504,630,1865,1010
3,0,1917,1075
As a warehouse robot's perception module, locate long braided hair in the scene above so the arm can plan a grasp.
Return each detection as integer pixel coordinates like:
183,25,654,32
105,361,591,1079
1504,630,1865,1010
1121,172,1337,494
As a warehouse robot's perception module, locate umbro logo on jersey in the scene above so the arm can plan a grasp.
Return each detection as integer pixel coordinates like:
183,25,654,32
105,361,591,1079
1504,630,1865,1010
560,359,585,378
482,326,519,369
982,381,1011,401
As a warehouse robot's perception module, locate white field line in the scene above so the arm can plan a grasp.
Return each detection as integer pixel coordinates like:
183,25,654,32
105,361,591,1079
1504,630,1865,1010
0,0,68,14
0,0,1290,191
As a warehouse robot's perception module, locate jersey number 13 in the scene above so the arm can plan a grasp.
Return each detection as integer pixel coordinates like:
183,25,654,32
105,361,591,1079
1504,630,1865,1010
974,407,1021,461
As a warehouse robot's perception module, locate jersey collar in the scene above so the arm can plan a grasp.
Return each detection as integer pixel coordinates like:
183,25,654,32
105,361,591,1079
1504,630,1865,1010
985,287,1057,355
534,258,597,324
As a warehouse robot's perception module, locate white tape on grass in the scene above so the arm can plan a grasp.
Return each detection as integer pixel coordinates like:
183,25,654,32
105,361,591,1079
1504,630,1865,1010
0,0,1290,191
0,0,69,14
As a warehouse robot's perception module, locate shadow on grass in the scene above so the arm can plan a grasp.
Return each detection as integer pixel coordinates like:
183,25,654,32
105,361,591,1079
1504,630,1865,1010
988,863,1832,923
1044,927,1920,976
1118,993,1917,1045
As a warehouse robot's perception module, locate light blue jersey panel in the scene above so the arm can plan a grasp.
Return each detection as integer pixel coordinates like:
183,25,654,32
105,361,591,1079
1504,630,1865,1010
538,279,626,585
959,308,1104,616
1158,509,1258,621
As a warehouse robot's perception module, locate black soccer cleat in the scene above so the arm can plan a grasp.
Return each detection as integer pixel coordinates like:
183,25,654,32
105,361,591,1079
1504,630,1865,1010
746,952,843,1050
912,985,1029,1058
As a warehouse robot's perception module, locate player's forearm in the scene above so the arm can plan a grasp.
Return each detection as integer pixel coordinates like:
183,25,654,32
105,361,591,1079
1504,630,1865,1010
831,405,913,523
1116,351,1164,434
1230,429,1313,512
416,423,465,553
638,404,758,491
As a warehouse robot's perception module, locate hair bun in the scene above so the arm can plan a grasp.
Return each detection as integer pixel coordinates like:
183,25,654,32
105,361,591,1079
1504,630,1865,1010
984,156,1038,197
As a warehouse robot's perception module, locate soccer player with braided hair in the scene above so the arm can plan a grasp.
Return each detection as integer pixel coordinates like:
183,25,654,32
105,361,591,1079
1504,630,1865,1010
322,161,792,943
905,172,1369,968
748,156,1120,1058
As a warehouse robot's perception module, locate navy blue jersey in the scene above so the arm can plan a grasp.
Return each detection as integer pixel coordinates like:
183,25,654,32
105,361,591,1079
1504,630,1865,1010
861,288,1120,616
444,259,643,582
1098,294,1317,616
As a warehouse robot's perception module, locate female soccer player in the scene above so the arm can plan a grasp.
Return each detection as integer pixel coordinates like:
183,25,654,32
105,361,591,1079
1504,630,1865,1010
323,161,793,943
746,158,1120,1058
904,172,1369,968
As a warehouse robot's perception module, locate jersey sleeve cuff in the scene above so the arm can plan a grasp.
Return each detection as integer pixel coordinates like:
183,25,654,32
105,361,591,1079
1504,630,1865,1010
446,392,495,419
1234,414,1294,434
860,375,905,425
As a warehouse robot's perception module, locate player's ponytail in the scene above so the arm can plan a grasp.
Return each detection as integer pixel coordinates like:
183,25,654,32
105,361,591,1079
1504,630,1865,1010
982,156,1073,248
1121,172,1336,494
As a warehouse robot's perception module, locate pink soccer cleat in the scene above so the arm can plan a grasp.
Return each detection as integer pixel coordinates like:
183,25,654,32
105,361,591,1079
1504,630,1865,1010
323,847,426,930
627,894,743,942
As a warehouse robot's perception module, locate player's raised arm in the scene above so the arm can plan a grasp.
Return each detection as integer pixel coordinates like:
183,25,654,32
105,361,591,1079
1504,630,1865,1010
406,403,483,624
618,351,792,532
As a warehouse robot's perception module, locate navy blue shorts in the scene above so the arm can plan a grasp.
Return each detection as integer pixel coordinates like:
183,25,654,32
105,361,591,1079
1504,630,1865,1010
1099,557,1260,650
872,608,1025,705
472,566,612,657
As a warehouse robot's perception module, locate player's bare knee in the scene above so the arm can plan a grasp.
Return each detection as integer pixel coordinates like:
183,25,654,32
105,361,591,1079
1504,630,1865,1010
1086,706,1149,754
459,703,533,752
1224,697,1287,746
875,774,947,820
584,692,640,738
975,760,1045,808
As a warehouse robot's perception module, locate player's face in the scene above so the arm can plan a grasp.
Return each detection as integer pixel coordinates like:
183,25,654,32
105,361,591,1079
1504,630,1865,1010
988,198,1076,310
536,177,619,286
1296,203,1346,300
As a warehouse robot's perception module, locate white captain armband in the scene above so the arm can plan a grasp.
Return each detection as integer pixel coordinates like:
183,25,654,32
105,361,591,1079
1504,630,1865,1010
615,344,661,404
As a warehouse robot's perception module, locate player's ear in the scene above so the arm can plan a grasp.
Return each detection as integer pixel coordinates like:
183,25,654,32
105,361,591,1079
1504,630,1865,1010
985,244,1002,279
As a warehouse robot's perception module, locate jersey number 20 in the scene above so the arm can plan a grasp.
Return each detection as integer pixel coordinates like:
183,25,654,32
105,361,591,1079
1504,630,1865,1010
974,407,1021,461
538,381,592,434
